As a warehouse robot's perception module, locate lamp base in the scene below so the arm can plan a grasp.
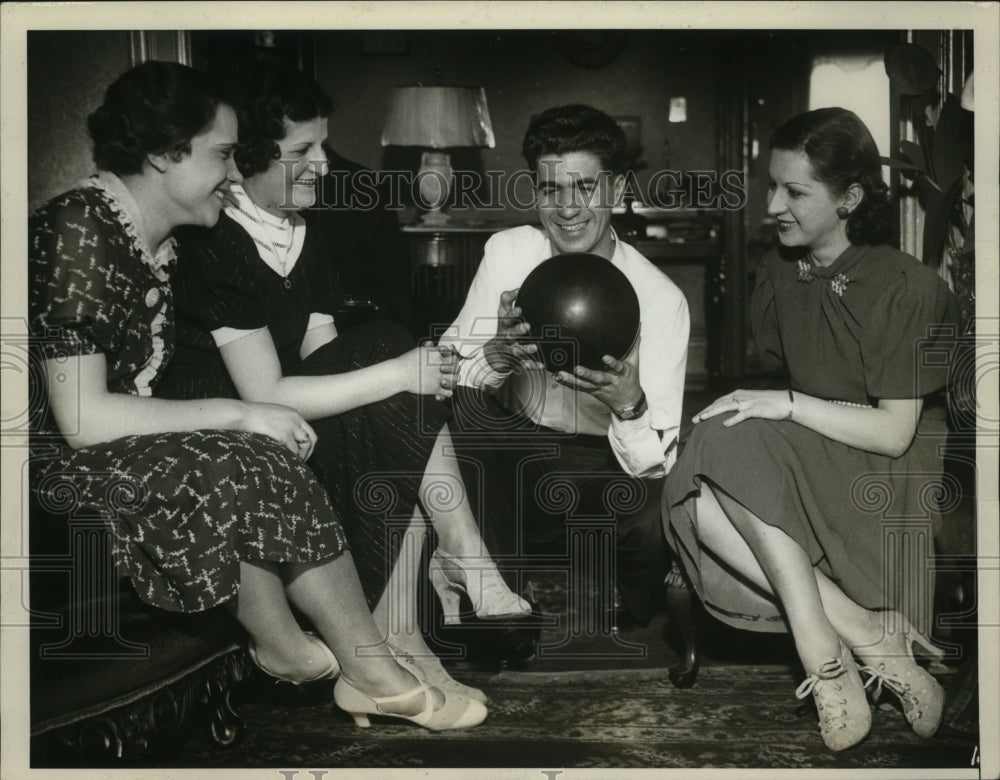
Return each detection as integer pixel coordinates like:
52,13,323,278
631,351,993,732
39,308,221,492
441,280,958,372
420,207,451,226
417,150,453,226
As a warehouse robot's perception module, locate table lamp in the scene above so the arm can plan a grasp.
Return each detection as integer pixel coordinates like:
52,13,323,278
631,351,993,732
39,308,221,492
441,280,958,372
381,86,496,224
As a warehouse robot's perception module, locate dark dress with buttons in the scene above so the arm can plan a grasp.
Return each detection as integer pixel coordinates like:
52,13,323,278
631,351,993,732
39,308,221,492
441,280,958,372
662,244,961,636
158,213,450,610
29,180,348,613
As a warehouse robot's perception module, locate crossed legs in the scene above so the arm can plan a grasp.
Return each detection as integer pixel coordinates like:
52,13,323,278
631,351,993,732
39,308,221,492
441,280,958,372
229,553,439,716
693,480,884,659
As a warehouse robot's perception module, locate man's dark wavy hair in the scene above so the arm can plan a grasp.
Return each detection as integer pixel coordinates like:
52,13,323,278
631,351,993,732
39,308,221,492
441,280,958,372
522,104,626,175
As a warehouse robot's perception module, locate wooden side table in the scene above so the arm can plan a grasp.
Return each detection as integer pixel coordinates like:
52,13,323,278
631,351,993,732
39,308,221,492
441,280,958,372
401,221,520,340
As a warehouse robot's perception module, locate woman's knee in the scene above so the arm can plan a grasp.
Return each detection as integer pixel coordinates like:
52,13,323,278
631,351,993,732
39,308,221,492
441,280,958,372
353,319,415,361
173,430,320,500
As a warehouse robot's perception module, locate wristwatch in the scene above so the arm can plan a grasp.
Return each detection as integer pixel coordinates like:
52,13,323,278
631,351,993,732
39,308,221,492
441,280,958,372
614,391,648,421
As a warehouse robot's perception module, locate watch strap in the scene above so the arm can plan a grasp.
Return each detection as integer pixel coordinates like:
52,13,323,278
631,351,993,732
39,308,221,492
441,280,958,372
614,391,648,421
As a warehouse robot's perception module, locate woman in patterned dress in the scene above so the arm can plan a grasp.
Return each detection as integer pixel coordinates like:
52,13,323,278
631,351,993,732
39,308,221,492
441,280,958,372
30,60,485,731
662,108,959,751
158,59,530,707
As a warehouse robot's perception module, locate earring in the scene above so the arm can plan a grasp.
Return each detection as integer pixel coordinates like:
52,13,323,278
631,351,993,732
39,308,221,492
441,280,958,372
836,206,850,220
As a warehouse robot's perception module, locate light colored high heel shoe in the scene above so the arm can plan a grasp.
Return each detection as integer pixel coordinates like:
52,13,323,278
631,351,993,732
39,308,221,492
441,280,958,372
248,631,340,684
795,642,872,751
853,611,946,739
333,673,487,731
388,643,488,705
428,548,531,625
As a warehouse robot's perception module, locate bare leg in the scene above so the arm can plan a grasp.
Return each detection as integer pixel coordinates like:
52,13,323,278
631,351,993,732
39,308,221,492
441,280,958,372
694,485,882,648
368,510,489,703
372,511,432,656
228,561,339,681
420,425,530,621
708,483,841,672
694,482,875,749
691,485,773,593
419,425,488,557
282,552,442,715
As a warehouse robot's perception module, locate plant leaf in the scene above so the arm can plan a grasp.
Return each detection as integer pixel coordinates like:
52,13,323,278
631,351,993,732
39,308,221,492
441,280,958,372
931,93,970,193
885,42,941,96
899,141,929,173
921,173,964,268
881,155,918,172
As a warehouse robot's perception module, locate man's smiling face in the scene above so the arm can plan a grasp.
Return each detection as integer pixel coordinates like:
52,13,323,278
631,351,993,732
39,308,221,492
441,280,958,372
534,150,623,260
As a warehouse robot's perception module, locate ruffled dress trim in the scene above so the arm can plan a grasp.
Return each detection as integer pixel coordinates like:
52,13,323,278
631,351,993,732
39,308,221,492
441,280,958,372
83,172,174,396
84,172,177,281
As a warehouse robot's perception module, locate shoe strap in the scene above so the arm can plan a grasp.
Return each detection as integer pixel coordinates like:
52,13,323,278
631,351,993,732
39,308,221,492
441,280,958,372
372,681,432,707
795,657,846,699
434,549,502,573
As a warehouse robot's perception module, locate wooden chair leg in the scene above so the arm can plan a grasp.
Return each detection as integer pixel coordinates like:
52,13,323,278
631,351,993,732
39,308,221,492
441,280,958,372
665,559,701,688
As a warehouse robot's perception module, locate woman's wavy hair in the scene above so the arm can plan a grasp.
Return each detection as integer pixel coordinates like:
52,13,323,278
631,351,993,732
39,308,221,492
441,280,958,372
233,59,333,179
87,61,230,176
770,107,895,245
522,104,626,175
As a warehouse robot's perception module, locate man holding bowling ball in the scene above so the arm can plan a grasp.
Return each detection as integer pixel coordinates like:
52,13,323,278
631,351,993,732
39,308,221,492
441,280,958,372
439,104,690,636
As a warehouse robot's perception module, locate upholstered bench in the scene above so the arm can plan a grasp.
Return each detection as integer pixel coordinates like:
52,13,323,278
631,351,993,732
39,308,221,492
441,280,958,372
29,500,252,765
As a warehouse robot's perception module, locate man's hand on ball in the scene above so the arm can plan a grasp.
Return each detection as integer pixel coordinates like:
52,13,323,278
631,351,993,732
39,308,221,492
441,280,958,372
483,288,545,373
554,337,642,412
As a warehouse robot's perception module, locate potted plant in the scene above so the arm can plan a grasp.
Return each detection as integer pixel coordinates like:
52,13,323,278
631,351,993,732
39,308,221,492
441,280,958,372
883,41,975,426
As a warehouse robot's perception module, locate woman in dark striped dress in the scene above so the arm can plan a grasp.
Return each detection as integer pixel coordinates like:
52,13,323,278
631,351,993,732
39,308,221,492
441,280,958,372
157,60,528,706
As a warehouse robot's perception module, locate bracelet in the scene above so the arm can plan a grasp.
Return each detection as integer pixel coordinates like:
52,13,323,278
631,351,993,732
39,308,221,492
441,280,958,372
784,388,794,421
827,398,872,408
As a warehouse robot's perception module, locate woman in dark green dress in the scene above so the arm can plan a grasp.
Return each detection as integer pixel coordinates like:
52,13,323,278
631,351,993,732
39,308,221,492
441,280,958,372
663,108,960,751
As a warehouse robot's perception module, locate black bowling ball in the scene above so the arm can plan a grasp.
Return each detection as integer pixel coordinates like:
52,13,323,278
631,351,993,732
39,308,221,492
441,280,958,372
516,253,640,373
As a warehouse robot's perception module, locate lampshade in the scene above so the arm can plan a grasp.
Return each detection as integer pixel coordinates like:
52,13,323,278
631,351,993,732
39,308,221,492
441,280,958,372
381,86,496,148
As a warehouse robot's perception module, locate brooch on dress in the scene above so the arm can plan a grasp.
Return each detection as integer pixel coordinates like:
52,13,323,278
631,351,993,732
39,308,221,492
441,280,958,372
796,259,852,297
830,273,851,296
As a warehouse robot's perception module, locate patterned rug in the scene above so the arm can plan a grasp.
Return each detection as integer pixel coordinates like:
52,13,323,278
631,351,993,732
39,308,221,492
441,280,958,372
160,567,979,771
165,663,977,770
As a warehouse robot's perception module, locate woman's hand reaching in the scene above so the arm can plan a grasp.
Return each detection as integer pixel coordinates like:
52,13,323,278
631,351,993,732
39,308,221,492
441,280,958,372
434,344,464,401
398,344,462,401
694,389,794,428
240,401,318,459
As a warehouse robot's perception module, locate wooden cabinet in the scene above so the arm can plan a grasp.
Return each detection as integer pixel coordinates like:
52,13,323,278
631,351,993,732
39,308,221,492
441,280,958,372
633,239,721,385
402,224,495,340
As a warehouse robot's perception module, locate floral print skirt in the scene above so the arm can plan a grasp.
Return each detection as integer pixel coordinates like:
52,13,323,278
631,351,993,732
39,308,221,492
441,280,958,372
32,429,348,612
